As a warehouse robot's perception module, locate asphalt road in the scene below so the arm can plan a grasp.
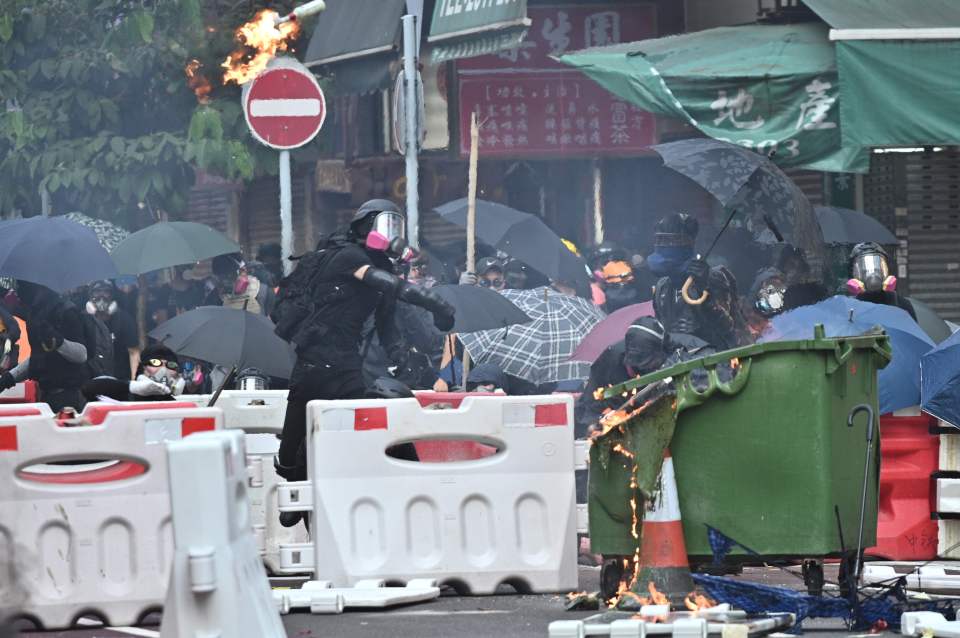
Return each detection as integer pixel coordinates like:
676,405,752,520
14,566,876,638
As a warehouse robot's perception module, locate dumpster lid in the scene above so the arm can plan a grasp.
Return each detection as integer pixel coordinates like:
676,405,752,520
602,324,891,400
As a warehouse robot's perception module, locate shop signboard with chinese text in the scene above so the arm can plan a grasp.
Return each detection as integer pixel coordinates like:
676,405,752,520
457,3,658,157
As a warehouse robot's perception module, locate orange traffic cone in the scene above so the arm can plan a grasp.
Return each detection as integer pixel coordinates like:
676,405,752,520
636,449,693,605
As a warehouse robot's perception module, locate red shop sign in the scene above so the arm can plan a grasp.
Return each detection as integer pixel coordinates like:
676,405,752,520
457,3,658,157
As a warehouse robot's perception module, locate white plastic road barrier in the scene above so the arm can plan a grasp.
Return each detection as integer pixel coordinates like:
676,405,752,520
160,429,285,638
548,612,793,637
179,390,308,574
273,578,440,615
861,562,960,593
0,381,38,403
902,612,960,638
575,439,589,535
938,479,960,514
290,394,578,594
0,402,222,630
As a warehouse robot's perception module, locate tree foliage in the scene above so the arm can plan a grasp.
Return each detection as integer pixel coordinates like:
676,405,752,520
0,0,303,226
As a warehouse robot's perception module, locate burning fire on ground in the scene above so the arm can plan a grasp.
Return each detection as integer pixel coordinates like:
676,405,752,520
221,9,300,85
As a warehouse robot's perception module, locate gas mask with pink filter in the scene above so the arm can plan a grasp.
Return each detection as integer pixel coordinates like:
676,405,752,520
847,243,896,295
364,211,414,263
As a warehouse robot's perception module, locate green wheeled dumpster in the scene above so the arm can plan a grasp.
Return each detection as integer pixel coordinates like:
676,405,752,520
588,328,891,592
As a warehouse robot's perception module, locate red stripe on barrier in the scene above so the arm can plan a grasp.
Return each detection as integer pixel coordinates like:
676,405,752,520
182,417,216,437
354,407,388,431
19,460,147,484
0,426,16,451
84,402,199,425
534,403,567,427
0,408,41,417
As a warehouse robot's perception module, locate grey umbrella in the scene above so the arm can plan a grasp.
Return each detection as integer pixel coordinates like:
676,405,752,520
652,139,824,269
814,206,897,245
149,306,295,379
430,284,532,333
111,222,240,275
909,297,953,344
0,216,118,292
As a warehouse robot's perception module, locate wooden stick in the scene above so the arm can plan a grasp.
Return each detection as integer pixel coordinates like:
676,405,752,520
462,111,480,388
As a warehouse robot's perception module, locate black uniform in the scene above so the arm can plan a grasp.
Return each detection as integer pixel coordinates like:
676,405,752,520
653,266,745,350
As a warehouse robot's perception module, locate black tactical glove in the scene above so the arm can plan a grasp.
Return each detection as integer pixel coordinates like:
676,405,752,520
431,302,455,332
0,372,15,392
32,320,63,351
686,258,710,286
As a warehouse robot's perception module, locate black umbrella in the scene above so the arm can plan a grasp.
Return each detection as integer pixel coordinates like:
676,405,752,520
814,206,897,245
433,199,592,294
111,221,240,275
652,139,824,268
0,216,118,292
430,284,532,333
148,306,295,379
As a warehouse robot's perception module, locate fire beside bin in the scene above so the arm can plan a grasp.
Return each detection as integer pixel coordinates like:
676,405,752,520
589,328,891,564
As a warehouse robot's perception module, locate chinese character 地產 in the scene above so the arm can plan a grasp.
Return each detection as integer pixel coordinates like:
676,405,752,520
796,78,837,131
542,11,572,56
584,11,621,48
710,88,765,130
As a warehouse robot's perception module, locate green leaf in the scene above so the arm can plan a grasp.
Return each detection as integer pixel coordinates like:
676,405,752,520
40,59,55,80
135,13,155,43
109,136,125,155
8,110,24,138
0,15,13,43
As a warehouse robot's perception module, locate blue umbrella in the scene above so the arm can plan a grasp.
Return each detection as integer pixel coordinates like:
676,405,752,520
0,216,118,292
761,296,934,414
921,330,960,427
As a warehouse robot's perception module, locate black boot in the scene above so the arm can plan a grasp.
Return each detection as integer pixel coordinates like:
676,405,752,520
274,456,307,528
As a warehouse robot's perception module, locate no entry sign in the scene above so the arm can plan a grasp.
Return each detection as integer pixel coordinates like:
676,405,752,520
242,57,326,150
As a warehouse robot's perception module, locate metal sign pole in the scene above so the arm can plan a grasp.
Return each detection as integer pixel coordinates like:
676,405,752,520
279,149,293,275
402,13,420,250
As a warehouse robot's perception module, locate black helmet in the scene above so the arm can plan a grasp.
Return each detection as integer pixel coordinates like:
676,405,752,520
365,376,414,399
351,199,402,230
655,213,699,247
590,241,626,268
849,242,888,263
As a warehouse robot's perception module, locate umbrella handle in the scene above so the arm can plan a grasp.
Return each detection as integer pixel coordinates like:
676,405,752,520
681,276,708,306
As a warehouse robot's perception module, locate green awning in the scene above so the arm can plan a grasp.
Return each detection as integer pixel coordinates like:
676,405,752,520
303,0,405,93
558,23,868,173
428,0,530,63
805,0,960,148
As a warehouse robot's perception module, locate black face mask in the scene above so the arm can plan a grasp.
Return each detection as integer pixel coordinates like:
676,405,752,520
605,284,639,312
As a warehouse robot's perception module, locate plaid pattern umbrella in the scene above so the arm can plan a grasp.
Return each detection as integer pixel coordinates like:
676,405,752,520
459,287,605,385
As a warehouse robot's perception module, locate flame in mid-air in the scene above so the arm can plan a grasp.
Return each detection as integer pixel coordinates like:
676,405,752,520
221,9,300,85
185,58,212,103
684,592,716,612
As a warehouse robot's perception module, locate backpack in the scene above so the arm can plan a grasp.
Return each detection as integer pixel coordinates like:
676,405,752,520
83,314,115,378
270,234,351,349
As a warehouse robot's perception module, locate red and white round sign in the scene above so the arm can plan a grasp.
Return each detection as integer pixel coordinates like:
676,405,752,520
243,58,326,150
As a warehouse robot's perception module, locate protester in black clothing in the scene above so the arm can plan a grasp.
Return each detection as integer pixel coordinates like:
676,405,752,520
257,243,284,288
82,344,184,402
86,281,140,380
575,317,674,438
846,242,916,320
648,213,747,349
0,281,89,411
273,199,455,499
0,304,19,373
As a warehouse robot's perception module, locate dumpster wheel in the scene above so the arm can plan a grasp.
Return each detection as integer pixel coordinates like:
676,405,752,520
802,559,824,597
600,555,635,601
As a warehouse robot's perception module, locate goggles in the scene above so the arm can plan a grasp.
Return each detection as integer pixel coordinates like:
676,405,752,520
479,277,504,289
144,358,180,372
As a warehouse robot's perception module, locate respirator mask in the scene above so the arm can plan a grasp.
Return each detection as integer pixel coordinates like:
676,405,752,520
754,283,786,317
86,298,118,316
847,252,896,295
365,212,414,262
